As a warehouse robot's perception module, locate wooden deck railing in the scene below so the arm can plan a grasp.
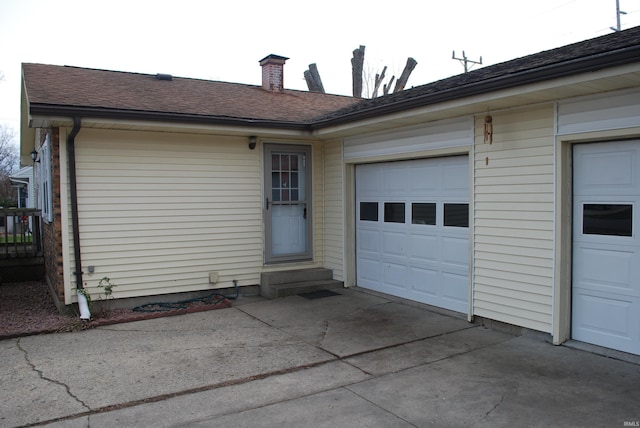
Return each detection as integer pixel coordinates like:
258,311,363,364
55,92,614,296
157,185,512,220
1,208,42,258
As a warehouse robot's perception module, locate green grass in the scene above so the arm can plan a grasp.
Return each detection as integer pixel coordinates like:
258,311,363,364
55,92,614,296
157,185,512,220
0,234,33,244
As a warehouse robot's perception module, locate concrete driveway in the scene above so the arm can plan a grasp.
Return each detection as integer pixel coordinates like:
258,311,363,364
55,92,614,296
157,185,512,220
1,287,638,427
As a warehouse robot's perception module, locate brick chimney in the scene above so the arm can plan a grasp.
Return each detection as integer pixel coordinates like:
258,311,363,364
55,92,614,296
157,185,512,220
259,54,289,92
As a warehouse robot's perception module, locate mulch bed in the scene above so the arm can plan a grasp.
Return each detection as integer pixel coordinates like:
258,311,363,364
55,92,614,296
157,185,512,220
0,281,232,340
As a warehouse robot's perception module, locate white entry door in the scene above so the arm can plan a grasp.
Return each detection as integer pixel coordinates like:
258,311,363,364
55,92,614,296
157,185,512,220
356,156,470,313
264,144,312,263
573,140,640,355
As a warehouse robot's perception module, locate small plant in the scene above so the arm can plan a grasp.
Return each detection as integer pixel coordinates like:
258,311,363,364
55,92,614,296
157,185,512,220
98,276,117,298
97,276,118,314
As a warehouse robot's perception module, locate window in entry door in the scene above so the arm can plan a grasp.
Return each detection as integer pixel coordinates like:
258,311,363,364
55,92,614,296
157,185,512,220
271,153,302,202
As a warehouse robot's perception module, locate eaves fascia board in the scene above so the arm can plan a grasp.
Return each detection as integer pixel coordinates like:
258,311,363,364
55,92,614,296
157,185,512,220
27,104,311,131
310,44,640,130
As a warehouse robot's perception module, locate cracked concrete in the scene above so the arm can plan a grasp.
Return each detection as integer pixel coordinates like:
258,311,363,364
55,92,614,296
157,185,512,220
346,335,640,427
2,287,639,427
238,290,472,357
483,392,505,418
0,339,88,427
16,339,91,413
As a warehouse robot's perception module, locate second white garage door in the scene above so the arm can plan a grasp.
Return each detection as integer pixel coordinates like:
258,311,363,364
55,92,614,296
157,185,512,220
356,156,470,313
573,140,640,355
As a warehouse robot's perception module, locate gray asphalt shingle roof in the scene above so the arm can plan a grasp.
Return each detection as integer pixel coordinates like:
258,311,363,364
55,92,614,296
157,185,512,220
22,25,640,129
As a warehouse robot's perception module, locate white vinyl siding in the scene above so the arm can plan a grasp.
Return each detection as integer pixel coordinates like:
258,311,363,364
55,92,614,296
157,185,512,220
323,140,345,281
65,129,263,300
473,104,555,333
312,144,324,265
344,116,473,160
557,87,640,135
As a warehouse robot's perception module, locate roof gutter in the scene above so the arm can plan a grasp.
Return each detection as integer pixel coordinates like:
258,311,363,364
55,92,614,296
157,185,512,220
10,178,29,186
67,116,84,291
27,106,312,131
310,43,640,129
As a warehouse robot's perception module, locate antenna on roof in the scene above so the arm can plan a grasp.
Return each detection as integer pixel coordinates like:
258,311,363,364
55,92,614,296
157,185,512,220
610,0,627,32
452,51,482,73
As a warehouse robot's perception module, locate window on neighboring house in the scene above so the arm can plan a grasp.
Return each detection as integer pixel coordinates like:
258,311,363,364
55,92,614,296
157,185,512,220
40,134,53,223
18,187,27,209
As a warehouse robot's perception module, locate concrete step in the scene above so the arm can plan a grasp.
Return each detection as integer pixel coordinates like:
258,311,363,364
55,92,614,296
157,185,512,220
260,268,333,287
261,279,344,299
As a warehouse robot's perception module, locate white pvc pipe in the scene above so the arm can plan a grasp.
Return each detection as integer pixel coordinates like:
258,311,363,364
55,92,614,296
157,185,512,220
77,291,91,320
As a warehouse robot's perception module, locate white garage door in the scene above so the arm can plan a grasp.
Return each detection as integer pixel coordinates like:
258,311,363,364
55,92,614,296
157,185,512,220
573,140,640,355
356,156,469,313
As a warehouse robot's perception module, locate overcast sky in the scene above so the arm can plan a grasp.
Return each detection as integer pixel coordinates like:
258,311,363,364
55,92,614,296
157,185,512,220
1,0,639,139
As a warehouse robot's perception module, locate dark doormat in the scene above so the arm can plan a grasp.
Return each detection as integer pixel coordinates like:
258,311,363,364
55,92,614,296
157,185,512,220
298,289,341,300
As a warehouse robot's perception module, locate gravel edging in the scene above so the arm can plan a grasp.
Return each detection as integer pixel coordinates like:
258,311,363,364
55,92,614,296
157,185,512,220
0,281,232,340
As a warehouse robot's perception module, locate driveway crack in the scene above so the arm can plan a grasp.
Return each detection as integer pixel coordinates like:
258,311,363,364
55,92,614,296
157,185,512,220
484,393,505,418
483,385,517,420
16,338,91,412
318,320,329,344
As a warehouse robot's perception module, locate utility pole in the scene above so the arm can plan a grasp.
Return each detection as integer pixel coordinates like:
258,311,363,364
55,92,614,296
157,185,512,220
610,0,627,31
452,50,482,73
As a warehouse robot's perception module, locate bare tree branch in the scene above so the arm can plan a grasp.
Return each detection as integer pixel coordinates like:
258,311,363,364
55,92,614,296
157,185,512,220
0,124,19,207
0,125,18,176
304,63,326,93
307,48,416,98
351,45,365,98
393,57,418,93
372,66,387,98
304,70,319,92
308,63,325,93
303,70,314,91
383,75,395,96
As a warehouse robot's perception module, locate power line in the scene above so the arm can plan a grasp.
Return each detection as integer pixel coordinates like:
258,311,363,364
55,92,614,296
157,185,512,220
536,0,579,17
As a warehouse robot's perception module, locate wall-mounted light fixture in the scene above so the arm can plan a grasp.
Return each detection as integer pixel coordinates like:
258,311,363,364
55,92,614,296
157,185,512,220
248,136,257,150
30,149,39,163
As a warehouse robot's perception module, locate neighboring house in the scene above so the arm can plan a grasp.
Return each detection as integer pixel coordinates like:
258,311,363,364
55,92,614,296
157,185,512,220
20,27,640,356
10,166,34,209
3,166,34,235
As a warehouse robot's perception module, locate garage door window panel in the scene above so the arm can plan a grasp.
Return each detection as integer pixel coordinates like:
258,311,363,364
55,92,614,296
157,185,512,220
444,203,469,227
583,203,633,237
360,202,379,221
384,202,405,223
412,203,436,225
